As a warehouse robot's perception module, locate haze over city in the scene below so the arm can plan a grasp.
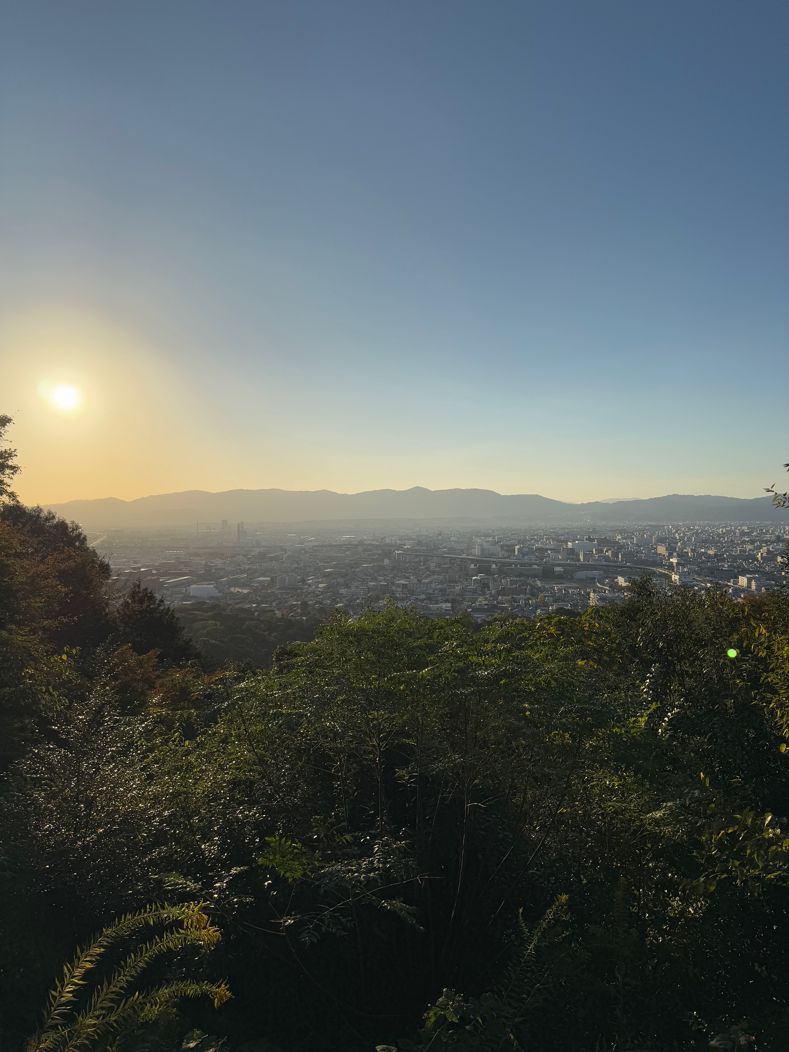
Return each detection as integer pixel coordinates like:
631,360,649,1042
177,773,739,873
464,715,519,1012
2,1,788,506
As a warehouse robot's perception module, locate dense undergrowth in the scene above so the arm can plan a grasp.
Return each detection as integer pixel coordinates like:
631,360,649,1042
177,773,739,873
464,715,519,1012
2,420,788,1051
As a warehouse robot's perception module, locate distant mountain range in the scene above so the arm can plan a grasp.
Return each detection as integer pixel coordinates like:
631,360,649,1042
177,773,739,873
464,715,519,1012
44,487,787,528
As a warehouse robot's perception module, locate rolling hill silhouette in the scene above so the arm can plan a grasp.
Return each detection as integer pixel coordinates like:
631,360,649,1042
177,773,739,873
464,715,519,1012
45,487,786,528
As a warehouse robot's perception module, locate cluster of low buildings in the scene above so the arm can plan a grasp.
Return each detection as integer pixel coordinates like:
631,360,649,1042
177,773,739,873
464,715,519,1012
95,519,787,623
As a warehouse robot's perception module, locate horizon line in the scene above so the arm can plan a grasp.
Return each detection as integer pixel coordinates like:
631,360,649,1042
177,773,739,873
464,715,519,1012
39,484,773,508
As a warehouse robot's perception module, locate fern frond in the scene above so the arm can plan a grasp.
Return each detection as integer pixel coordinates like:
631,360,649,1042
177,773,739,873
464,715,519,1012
499,896,568,1011
39,903,193,1039
76,931,201,1035
60,983,228,1052
27,903,228,1052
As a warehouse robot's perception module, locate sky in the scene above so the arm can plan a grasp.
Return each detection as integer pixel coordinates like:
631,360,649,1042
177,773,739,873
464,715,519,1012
1,0,788,505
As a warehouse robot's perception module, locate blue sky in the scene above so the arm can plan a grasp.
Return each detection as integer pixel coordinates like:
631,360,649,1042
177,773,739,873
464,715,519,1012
1,0,787,502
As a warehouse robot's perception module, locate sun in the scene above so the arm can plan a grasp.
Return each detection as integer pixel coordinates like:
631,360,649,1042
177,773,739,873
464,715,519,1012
47,383,82,412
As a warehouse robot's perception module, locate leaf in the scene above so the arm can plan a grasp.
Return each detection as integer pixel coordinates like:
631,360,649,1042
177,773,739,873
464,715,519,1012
257,835,314,882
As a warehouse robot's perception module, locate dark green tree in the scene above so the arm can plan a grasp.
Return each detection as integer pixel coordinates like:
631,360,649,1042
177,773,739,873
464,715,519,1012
114,582,195,664
0,503,112,652
0,413,20,501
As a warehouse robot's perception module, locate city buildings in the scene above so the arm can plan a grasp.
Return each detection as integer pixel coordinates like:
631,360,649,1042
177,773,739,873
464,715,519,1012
96,519,787,623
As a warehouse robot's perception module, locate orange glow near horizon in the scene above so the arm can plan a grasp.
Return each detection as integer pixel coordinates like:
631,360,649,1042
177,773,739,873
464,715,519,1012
2,309,237,504
1,308,774,508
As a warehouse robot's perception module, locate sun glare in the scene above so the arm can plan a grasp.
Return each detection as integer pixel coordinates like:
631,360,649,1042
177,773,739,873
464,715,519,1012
46,383,82,413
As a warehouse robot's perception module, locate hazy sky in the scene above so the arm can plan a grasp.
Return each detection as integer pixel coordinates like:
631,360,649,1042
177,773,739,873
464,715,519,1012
2,1,788,504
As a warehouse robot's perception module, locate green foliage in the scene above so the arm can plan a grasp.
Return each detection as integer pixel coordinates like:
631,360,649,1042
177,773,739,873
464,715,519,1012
114,582,195,665
257,835,315,883
0,494,117,773
397,896,569,1050
0,502,112,651
26,902,230,1052
765,461,789,508
0,413,20,501
703,808,789,889
176,601,326,670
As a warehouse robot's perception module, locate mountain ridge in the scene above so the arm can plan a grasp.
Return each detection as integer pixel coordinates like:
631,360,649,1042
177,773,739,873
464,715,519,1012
42,487,786,527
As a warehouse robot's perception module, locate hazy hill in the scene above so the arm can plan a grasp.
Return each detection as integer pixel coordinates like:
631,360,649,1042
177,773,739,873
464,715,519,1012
44,487,786,528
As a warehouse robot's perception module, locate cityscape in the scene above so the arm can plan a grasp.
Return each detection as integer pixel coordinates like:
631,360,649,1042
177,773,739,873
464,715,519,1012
99,518,787,625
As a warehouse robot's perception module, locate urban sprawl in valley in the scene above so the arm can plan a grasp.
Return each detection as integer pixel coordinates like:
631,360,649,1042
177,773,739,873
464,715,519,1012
96,520,787,623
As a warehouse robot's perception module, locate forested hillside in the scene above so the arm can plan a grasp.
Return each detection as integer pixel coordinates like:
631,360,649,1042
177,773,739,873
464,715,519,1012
175,602,327,671
2,418,789,1051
